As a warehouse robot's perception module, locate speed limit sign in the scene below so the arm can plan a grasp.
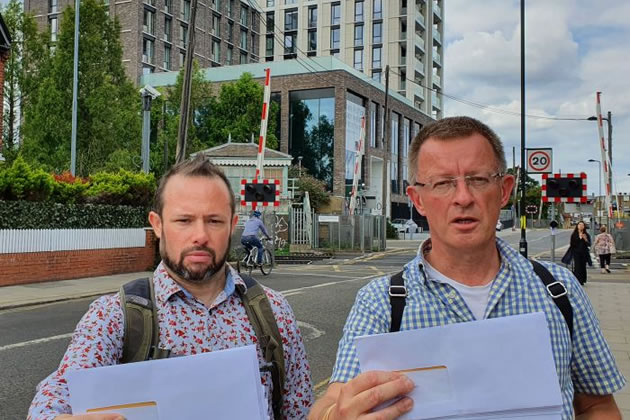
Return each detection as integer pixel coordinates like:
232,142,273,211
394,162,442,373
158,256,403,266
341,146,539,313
527,148,552,173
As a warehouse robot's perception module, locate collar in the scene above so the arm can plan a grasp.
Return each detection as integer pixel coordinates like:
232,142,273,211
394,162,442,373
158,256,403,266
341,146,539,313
152,262,247,304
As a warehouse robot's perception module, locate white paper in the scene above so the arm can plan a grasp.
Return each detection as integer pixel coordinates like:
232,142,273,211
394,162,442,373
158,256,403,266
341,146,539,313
67,345,268,420
356,312,563,419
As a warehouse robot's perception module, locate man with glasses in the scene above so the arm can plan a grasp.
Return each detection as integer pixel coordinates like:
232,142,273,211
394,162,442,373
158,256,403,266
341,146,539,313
308,117,625,420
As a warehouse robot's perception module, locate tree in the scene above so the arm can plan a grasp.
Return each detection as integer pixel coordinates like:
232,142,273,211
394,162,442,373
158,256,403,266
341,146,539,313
1,0,48,163
196,72,279,150
288,165,330,212
21,0,141,176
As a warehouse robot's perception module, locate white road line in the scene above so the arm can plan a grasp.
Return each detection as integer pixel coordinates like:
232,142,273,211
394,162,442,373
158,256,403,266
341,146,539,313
0,332,73,352
280,271,395,295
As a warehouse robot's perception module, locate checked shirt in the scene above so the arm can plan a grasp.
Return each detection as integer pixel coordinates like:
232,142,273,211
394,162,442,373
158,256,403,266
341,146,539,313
330,238,626,419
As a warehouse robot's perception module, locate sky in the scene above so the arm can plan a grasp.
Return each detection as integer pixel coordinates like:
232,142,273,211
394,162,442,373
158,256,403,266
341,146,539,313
443,0,630,197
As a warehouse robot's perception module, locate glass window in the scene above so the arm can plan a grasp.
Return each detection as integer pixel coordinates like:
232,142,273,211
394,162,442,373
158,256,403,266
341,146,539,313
266,12,274,33
179,51,185,66
373,0,382,19
49,17,58,42
143,38,154,64
372,70,381,83
226,46,233,64
391,113,400,194
284,33,296,54
284,9,297,31
240,52,247,64
211,14,220,36
212,39,220,61
227,0,233,17
345,92,366,190
164,0,172,14
164,44,171,69
266,0,274,5
331,2,341,25
308,6,317,28
289,89,336,191
240,5,248,25
181,0,190,21
354,25,363,47
227,21,233,42
143,9,154,34
285,0,296,3
240,29,248,49
353,49,363,70
308,30,317,51
330,28,340,49
372,46,381,68
49,0,58,13
370,102,377,148
403,118,410,186
373,22,382,43
266,35,274,56
164,18,171,42
354,1,364,22
180,24,188,47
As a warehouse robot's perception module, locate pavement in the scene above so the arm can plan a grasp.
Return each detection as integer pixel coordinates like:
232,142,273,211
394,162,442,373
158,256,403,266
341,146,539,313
1,247,629,414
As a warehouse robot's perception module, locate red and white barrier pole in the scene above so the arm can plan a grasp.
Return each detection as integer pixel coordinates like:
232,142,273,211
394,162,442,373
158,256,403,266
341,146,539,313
255,68,271,182
595,92,614,219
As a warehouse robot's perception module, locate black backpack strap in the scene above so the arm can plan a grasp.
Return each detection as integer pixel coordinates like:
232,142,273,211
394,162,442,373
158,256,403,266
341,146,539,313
120,277,170,363
530,260,574,338
389,271,407,333
238,274,286,420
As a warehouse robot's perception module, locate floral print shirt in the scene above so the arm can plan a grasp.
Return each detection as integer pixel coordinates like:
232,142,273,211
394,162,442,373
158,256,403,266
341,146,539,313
28,262,313,419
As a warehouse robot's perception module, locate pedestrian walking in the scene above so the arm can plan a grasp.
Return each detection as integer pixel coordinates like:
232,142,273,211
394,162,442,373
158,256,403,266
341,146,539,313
569,221,591,285
593,225,616,273
308,117,625,420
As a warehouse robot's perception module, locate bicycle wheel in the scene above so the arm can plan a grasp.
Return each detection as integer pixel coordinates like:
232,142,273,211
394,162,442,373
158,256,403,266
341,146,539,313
260,249,274,275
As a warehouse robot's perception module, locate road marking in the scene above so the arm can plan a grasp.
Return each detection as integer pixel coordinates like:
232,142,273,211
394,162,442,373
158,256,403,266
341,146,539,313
297,321,326,341
532,244,570,258
280,272,396,296
0,332,73,352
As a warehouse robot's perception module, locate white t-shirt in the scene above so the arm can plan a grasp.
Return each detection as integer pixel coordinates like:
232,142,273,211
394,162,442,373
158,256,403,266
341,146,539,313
423,259,495,321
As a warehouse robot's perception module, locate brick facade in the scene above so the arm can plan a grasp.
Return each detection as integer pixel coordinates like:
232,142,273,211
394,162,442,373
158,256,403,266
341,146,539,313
0,229,159,287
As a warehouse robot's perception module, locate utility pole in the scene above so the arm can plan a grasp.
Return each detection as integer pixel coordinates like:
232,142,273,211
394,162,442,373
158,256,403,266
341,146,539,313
175,0,199,163
70,0,80,175
607,111,612,193
519,0,528,257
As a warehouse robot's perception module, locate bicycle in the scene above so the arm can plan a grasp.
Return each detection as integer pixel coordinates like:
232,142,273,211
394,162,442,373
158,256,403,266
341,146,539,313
236,237,274,276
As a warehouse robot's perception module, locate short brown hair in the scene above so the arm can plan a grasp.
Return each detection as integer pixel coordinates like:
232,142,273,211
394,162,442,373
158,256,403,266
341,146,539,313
153,155,235,216
408,116,507,184
600,225,607,233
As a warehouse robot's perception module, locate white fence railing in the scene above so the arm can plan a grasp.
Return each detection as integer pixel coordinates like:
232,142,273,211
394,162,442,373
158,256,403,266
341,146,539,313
0,229,148,254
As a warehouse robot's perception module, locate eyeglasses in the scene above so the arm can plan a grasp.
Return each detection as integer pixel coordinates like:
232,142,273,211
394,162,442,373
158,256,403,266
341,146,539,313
414,172,504,196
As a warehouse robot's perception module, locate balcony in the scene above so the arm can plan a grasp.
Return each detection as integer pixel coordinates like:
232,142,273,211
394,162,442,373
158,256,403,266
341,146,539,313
415,12,425,28
415,33,425,52
432,91,442,109
433,50,441,66
433,2,442,19
415,58,424,75
413,83,424,101
432,72,440,86
399,30,408,42
433,28,441,44
399,56,407,66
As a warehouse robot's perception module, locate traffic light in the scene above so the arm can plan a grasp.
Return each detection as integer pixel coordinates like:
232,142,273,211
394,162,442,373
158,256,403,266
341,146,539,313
243,182,277,203
545,177,584,198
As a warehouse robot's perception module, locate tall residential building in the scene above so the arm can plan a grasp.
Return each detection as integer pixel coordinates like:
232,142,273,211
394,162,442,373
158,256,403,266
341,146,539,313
257,0,443,118
25,0,262,84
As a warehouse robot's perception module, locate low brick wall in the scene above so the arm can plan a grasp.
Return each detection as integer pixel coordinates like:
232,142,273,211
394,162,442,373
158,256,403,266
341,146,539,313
0,230,158,287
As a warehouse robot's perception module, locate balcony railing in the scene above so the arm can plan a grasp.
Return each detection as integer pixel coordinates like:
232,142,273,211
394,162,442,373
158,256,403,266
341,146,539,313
432,91,442,109
433,51,441,65
414,84,424,101
433,2,441,17
415,58,424,75
433,28,441,44
432,73,440,86
415,33,425,52
415,12,425,27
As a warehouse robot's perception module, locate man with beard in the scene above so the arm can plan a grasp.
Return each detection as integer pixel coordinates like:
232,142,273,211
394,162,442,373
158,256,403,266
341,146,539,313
28,156,313,420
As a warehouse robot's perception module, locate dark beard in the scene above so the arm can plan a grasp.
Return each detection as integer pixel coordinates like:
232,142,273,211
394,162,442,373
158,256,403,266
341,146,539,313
161,233,231,284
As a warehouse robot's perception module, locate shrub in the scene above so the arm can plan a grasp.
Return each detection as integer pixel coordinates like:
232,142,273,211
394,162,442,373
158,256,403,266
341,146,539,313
0,156,54,201
84,170,155,207
51,172,90,204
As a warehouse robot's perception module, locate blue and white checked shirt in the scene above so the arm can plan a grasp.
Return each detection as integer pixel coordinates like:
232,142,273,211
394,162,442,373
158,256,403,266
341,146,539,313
330,238,626,419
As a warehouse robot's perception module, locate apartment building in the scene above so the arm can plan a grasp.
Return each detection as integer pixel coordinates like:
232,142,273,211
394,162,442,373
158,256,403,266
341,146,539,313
257,0,443,118
25,0,263,83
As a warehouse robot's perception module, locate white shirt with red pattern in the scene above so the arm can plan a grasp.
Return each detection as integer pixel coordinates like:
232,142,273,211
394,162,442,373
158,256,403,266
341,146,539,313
28,263,313,420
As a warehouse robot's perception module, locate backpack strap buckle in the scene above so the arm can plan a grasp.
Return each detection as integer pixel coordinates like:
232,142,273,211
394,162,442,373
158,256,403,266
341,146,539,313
389,285,407,297
546,281,568,298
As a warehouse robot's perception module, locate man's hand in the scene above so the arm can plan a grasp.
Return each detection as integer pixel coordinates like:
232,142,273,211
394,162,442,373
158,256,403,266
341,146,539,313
55,414,125,420
309,371,414,420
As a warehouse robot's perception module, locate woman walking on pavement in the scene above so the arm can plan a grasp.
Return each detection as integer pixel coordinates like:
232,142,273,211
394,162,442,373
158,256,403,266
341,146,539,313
593,225,615,273
570,221,591,285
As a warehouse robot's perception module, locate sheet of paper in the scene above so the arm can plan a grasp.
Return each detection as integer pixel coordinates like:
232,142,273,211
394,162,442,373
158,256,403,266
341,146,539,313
356,312,563,419
67,345,268,420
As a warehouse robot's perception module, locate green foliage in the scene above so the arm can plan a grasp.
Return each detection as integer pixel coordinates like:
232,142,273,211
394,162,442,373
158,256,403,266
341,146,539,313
0,200,148,229
84,170,156,206
21,0,141,175
0,156,54,201
288,165,330,212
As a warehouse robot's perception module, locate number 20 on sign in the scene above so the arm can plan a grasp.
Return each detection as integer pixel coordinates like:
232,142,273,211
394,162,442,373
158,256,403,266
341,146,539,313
526,148,552,174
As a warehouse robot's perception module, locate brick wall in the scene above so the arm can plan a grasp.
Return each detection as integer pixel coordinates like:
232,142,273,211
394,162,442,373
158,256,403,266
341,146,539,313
0,230,159,287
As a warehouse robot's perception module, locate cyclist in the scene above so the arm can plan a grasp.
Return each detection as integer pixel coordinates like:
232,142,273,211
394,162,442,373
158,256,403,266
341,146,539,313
241,210,271,266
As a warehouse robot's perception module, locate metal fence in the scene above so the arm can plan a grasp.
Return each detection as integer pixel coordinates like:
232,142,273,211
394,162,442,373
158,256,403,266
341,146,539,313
313,214,386,252
611,219,630,251
0,228,148,254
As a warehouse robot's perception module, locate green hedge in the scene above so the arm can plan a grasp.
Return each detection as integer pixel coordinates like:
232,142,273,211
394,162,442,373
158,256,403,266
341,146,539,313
0,200,149,229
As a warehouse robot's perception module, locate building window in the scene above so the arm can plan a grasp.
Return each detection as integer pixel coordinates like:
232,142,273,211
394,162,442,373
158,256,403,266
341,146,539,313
49,17,58,42
331,2,341,25
354,25,363,47
179,50,185,66
164,17,171,42
266,12,274,33
181,0,190,21
49,0,58,13
251,33,256,54
142,38,154,64
373,0,382,19
227,0,233,17
143,8,155,34
373,22,382,44
240,29,248,50
285,0,296,3
180,24,188,47
308,30,317,52
227,21,233,42
372,46,381,68
353,49,363,70
211,14,220,36
354,1,364,22
143,66,153,75
211,0,220,10
372,70,381,83
370,102,377,148
266,0,274,5
308,6,317,28
240,5,249,26
240,52,247,64
212,39,220,62
330,27,340,49
226,46,233,64
284,9,298,31
164,44,171,69
284,33,296,55
164,0,172,14
266,35,274,57
391,113,400,194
